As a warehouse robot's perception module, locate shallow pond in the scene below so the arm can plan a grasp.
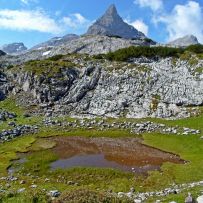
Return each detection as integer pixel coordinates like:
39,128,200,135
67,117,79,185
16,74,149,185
50,136,184,174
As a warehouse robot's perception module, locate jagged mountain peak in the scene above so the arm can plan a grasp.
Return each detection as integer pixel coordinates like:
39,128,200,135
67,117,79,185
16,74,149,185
86,4,145,39
105,4,118,16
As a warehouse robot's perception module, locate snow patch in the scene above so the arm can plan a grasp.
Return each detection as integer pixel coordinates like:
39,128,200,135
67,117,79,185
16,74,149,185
42,51,51,56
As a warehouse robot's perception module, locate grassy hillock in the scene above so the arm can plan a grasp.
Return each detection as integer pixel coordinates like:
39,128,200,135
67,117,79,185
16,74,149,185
8,56,76,78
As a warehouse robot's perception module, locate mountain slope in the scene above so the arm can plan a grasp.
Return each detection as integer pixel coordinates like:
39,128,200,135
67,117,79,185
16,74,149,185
86,4,145,39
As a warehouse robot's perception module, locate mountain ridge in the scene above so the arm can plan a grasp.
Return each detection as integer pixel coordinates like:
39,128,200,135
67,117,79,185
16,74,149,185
31,34,79,50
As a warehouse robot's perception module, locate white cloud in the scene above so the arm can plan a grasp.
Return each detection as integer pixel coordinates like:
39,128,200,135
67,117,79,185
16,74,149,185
127,19,149,36
20,0,38,5
20,0,29,4
0,9,91,35
134,0,163,12
0,9,62,34
63,13,91,29
155,1,203,43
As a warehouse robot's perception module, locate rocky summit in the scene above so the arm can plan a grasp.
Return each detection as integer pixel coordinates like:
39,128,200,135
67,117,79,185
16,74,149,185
86,4,145,39
168,35,199,47
1,42,27,55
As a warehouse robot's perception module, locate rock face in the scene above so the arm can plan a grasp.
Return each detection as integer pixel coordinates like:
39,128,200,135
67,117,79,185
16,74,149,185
168,35,199,47
0,35,154,67
86,4,145,39
31,34,79,50
4,55,203,119
1,43,27,55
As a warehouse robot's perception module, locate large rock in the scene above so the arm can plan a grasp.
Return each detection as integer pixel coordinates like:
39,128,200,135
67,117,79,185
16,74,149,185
86,4,145,39
168,35,199,47
1,43,27,55
197,195,203,203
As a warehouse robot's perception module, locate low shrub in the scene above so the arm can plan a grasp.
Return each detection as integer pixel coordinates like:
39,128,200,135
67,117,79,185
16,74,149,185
185,44,203,54
104,46,183,61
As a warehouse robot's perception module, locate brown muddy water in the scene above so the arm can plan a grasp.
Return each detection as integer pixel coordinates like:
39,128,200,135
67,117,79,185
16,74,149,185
50,136,185,174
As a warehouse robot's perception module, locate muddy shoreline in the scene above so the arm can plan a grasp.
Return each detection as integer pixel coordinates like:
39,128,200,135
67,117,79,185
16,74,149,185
49,136,185,174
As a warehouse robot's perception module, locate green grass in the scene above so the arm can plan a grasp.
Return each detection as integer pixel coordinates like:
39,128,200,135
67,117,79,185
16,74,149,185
0,136,36,176
0,97,25,116
9,59,76,77
0,99,203,202
0,97,43,133
142,133,203,189
37,127,136,138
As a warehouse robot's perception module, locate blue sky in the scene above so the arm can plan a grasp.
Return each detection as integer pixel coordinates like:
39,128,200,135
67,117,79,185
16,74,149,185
0,0,203,48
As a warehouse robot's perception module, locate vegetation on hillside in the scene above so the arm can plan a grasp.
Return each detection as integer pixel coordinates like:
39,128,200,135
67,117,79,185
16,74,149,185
94,44,203,61
8,58,76,78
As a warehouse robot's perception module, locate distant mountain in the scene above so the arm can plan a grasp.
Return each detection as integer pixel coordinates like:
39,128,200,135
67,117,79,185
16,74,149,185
1,43,27,55
86,4,145,39
168,35,199,47
31,34,79,50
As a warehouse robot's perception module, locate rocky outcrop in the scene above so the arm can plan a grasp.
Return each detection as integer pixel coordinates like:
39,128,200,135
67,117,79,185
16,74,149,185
53,35,153,55
1,43,27,55
4,56,203,119
0,111,16,121
86,4,145,39
168,35,199,47
0,124,38,141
